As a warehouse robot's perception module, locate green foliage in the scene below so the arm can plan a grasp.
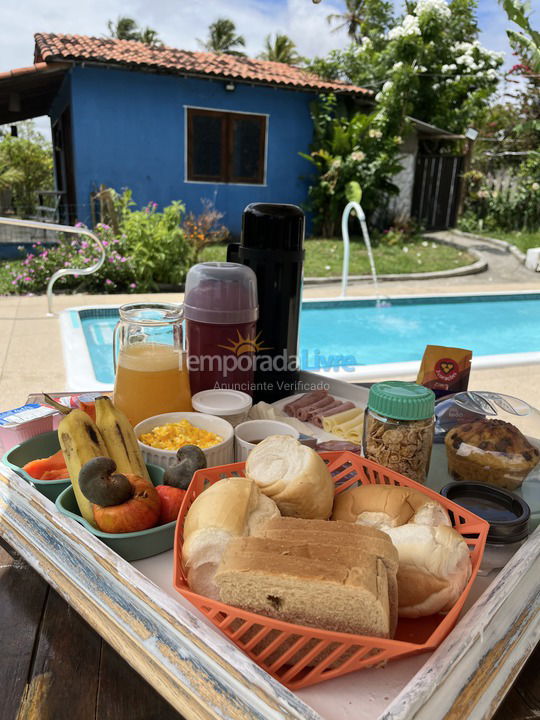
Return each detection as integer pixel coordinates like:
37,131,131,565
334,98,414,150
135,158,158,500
7,190,197,294
499,0,540,71
327,0,394,45
0,123,53,216
462,156,540,232
106,16,162,47
198,18,246,56
301,93,404,235
259,34,303,65
310,0,503,133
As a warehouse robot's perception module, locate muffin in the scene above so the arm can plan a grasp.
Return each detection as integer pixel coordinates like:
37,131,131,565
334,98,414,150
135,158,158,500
445,418,540,490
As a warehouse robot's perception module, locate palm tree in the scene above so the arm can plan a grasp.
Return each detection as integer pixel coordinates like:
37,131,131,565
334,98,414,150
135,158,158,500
198,18,246,56
326,0,367,41
107,16,162,47
138,27,163,48
107,17,141,41
259,34,302,65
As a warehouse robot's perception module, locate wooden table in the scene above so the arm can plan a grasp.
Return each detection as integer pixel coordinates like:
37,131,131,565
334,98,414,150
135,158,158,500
1,537,539,720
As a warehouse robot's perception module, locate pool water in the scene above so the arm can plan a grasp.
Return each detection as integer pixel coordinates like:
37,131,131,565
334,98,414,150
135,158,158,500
76,294,540,385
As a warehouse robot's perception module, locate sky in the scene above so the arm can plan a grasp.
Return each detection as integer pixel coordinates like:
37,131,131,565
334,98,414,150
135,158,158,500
0,0,530,136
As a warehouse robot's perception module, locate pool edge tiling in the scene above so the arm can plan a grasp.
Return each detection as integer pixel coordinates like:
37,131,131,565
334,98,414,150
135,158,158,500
60,292,540,389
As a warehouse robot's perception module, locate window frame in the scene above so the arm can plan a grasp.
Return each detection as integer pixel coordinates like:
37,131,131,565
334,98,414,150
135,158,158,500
185,106,268,186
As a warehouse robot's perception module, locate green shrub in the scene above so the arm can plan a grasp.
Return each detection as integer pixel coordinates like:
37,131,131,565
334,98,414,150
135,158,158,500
7,190,196,294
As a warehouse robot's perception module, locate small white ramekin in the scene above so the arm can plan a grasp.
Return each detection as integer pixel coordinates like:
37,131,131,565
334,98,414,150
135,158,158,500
134,412,234,469
234,419,299,462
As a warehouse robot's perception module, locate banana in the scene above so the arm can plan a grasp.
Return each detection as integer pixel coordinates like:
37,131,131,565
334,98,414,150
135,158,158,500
94,396,150,483
58,409,108,526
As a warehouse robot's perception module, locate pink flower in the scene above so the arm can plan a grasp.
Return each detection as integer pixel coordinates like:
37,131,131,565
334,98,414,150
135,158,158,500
102,240,109,247
75,221,84,228
100,223,111,231
24,276,31,282
120,257,127,263
129,283,137,289
81,241,88,249
105,279,113,285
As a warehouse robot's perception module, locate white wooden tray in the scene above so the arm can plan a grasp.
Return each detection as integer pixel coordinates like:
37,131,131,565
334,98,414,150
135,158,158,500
1,372,539,720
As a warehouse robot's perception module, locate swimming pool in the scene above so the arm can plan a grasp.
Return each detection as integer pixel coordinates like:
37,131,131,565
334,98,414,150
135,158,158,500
60,292,540,389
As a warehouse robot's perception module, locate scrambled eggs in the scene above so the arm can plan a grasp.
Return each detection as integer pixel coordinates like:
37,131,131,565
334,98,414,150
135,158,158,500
139,420,223,451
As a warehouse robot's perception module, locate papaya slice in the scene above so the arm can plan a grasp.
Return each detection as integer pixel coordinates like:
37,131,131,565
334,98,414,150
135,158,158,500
23,448,69,480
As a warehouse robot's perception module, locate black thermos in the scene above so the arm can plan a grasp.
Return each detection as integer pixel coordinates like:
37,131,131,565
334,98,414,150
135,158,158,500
227,203,305,402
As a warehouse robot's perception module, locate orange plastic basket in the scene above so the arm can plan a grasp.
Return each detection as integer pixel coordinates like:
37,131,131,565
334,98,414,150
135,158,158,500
173,451,488,690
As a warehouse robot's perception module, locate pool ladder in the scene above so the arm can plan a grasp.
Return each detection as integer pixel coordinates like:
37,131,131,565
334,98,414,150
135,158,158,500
0,216,105,315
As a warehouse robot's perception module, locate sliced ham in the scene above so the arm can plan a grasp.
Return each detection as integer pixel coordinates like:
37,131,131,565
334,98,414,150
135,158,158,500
311,401,356,427
297,395,336,421
283,389,327,417
305,398,345,421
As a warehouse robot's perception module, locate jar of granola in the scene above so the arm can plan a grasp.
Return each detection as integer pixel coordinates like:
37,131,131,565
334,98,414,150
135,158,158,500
363,381,436,484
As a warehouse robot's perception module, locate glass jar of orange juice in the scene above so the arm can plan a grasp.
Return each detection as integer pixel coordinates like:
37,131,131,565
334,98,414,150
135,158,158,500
113,302,192,426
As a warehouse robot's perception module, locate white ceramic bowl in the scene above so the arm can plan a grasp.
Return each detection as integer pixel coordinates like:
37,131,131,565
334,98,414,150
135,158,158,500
134,412,234,469
234,419,300,462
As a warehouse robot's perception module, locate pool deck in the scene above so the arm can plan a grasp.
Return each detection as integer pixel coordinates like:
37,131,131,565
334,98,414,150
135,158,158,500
1,277,539,411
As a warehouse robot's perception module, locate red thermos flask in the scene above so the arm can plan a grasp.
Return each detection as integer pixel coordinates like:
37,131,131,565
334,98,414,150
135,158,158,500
184,262,259,396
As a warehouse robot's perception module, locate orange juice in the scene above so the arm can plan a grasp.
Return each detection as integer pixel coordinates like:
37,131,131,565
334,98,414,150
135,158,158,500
113,343,192,426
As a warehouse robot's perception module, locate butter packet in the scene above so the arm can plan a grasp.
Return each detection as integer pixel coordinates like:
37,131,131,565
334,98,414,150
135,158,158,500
417,345,472,399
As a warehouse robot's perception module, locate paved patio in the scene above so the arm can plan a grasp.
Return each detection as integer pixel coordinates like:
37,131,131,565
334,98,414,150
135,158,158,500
0,273,539,412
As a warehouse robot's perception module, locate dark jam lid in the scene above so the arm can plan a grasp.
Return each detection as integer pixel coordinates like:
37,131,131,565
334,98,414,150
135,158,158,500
440,482,530,544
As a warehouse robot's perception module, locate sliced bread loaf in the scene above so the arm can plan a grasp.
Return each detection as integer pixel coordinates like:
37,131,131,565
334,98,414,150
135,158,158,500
259,516,398,635
215,539,390,639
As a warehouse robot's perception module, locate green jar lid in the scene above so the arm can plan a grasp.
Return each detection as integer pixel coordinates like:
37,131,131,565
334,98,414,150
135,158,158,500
368,381,435,421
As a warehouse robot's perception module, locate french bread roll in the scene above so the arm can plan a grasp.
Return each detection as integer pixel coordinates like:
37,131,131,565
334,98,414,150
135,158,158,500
215,538,391,638
182,477,280,598
332,484,451,532
386,525,472,617
245,435,334,519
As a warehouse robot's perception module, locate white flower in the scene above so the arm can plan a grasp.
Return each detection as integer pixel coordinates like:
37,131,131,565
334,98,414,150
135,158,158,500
388,14,421,39
392,61,404,71
402,246,409,253
441,64,450,73
393,135,403,144
330,158,342,170
532,183,540,191
487,69,499,80
416,0,451,19
350,151,366,162
361,36,372,49
449,63,457,71
477,190,489,199
432,82,440,89
417,65,428,72
375,92,383,102
382,80,393,93
422,240,428,247
369,128,383,139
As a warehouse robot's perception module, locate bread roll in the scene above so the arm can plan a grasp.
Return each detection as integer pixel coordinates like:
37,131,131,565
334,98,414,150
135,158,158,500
245,435,334,519
386,525,471,617
182,477,280,598
332,484,450,532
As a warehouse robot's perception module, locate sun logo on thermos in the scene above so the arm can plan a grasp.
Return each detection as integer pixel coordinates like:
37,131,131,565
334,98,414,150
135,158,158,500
218,330,271,356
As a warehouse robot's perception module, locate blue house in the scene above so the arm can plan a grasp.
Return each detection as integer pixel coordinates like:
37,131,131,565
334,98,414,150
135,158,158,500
0,34,369,235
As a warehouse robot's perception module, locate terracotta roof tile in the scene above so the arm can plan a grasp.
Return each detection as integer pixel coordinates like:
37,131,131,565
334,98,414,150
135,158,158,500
34,32,370,96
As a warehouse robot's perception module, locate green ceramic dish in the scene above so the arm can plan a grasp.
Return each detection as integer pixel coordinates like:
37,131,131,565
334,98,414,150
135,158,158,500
55,464,175,562
2,430,69,501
